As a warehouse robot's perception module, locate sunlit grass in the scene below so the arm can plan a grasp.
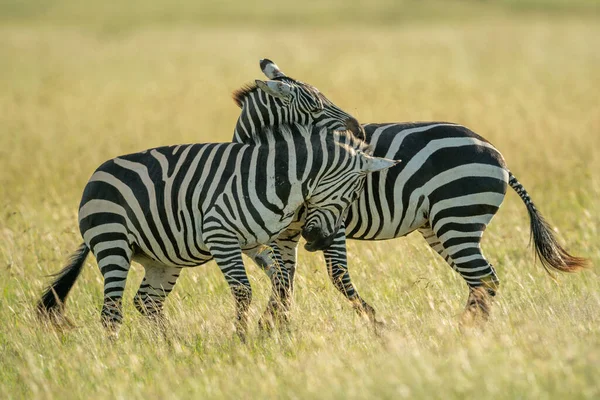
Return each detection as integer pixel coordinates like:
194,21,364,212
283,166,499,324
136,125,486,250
0,3,599,399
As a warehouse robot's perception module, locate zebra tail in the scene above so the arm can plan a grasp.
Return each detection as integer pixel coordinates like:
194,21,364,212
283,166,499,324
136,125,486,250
37,243,90,317
508,172,588,275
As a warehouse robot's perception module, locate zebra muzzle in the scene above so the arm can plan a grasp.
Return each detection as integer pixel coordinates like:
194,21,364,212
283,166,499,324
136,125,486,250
302,226,335,252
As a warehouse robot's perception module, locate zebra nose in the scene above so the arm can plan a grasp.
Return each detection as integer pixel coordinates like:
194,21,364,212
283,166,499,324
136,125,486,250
302,226,323,243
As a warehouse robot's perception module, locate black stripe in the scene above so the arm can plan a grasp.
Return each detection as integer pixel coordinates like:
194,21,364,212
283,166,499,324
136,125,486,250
436,222,486,238
431,205,499,232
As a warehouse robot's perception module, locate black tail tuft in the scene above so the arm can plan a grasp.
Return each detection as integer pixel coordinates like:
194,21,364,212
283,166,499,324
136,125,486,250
509,172,588,275
37,243,90,317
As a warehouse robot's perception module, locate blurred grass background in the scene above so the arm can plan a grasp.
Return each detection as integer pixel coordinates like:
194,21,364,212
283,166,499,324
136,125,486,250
1,0,599,31
0,1,599,399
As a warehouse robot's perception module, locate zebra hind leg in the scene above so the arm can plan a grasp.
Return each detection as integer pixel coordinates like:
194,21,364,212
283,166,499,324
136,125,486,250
419,223,499,327
133,255,182,322
92,238,134,335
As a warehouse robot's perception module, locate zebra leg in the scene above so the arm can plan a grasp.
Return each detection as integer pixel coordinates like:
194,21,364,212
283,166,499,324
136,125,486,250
91,238,133,332
258,243,292,332
274,231,301,292
249,230,301,293
133,255,182,319
207,240,253,341
419,222,499,325
322,225,379,327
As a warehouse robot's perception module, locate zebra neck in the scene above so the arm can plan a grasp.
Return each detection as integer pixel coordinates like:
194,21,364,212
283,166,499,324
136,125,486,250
253,139,322,214
233,93,290,144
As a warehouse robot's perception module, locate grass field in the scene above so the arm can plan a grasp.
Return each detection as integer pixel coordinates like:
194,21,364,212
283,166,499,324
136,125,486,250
1,1,599,399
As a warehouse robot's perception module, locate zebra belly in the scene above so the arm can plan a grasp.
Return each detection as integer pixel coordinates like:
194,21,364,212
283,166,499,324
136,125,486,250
344,122,509,241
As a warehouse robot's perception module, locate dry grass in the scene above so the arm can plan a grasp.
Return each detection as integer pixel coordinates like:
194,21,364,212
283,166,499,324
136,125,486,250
0,1,599,399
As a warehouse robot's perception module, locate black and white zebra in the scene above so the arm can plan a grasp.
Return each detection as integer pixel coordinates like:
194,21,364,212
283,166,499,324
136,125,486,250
37,124,398,337
233,59,586,324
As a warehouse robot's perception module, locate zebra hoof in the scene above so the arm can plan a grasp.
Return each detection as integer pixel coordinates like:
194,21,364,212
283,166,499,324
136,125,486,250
459,315,487,333
105,328,120,342
101,315,122,341
372,318,387,336
459,286,492,331
234,331,247,344
258,314,275,334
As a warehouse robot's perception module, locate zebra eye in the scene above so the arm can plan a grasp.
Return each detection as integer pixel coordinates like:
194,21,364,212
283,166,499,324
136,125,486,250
311,101,324,113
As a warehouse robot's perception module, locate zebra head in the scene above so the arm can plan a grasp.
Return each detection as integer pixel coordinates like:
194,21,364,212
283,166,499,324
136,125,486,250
301,130,399,252
232,59,364,143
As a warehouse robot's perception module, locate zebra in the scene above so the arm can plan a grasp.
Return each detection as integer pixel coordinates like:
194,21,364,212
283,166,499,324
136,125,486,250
232,59,586,325
37,123,398,338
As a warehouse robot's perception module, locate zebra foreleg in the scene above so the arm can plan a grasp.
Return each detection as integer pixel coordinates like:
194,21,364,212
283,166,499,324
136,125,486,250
208,240,253,341
249,230,301,293
258,243,293,333
322,226,380,329
133,255,182,321
274,231,301,293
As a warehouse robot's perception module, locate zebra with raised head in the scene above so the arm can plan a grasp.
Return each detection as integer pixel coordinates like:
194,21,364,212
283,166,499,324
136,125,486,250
37,123,398,337
233,59,586,324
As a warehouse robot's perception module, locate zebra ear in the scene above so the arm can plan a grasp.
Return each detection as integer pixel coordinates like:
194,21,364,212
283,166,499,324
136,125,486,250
255,80,293,99
361,155,400,173
260,59,287,79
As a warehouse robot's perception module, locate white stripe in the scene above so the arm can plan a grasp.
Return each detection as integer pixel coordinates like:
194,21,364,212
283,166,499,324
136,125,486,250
401,164,507,236
391,138,503,232
429,192,506,226
452,253,485,265
456,264,490,273
155,145,194,261
92,240,132,258
445,242,480,256
98,255,129,271
437,230,483,245
88,170,171,264
113,158,194,265
178,146,211,257
355,124,462,238
83,223,128,244
432,214,495,233
79,199,149,257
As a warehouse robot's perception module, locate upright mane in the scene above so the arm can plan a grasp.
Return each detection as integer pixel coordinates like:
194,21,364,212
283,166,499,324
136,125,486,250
333,129,374,156
232,76,312,109
232,83,259,108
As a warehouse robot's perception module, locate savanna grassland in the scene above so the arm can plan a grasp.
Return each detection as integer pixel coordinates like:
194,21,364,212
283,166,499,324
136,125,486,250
1,1,599,399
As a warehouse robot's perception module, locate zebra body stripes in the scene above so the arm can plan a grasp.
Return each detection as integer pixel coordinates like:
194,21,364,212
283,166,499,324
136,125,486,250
234,59,586,324
38,124,398,336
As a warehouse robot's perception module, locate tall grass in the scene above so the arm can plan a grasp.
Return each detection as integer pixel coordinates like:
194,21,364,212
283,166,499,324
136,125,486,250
0,1,598,398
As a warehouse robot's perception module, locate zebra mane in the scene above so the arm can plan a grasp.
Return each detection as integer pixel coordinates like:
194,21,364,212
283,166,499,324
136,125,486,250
232,76,323,109
332,129,374,156
232,83,259,108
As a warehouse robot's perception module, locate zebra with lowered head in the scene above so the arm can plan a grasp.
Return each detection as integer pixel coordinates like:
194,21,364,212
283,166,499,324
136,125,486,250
232,59,586,325
37,123,398,338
